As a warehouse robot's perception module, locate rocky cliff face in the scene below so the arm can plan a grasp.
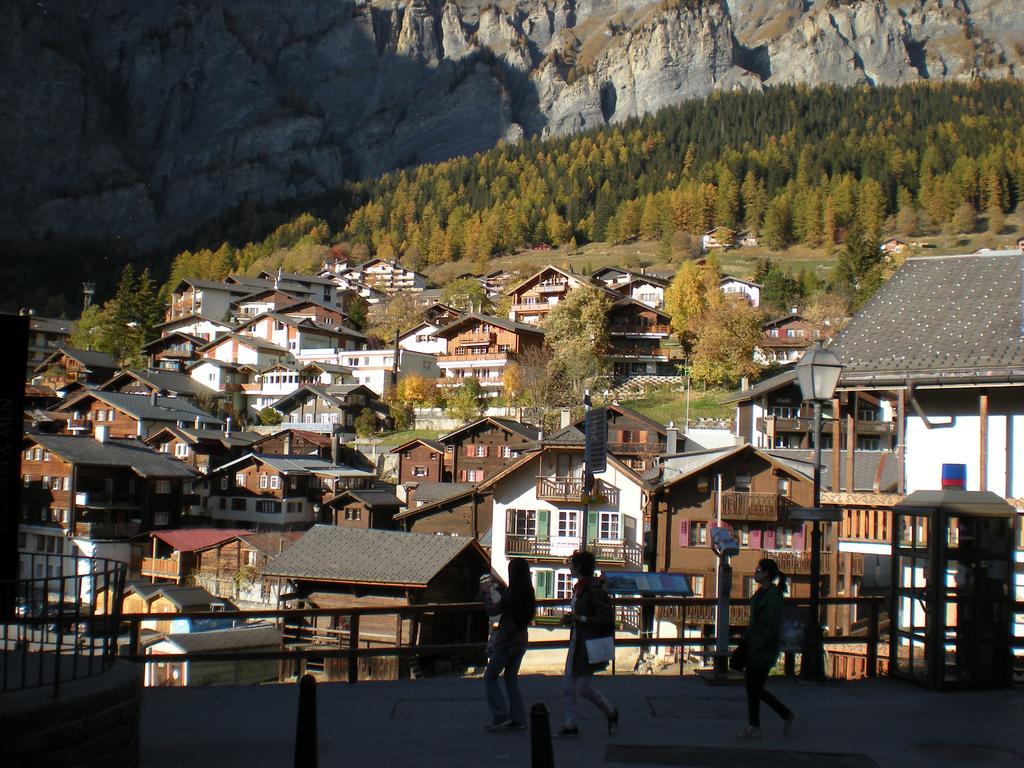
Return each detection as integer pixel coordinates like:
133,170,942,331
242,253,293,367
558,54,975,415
1,0,1021,251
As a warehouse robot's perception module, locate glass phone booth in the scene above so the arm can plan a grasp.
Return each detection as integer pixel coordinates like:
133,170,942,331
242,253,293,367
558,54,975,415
890,490,1015,690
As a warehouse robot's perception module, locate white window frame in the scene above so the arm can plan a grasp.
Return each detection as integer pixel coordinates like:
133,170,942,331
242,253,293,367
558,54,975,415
259,474,269,489
554,570,575,600
155,480,172,495
598,511,621,542
270,475,280,490
235,473,246,487
557,510,578,538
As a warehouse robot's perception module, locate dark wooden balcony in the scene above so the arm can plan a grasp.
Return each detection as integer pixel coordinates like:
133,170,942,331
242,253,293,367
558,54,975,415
714,491,791,521
505,535,642,566
535,476,619,506
606,441,666,455
141,557,182,580
760,550,864,576
73,520,141,539
609,324,671,336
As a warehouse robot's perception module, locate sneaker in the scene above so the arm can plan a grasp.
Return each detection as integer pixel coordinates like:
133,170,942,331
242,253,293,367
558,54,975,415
505,722,528,731
485,720,512,731
784,711,798,735
607,709,619,736
557,726,580,737
737,726,762,739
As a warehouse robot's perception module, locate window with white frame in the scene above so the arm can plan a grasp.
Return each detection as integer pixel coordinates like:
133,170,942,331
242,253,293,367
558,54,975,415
475,444,487,457
259,474,269,489
412,466,428,477
235,473,246,487
557,510,578,538
598,511,621,541
555,571,575,599
270,475,280,490
175,443,190,458
220,476,229,490
155,480,172,495
508,509,537,537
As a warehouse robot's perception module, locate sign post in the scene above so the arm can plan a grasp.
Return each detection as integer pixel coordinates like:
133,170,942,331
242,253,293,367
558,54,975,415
580,393,607,553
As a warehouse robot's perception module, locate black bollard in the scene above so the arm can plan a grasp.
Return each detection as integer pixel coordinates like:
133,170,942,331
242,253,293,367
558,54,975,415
295,674,318,768
530,703,555,768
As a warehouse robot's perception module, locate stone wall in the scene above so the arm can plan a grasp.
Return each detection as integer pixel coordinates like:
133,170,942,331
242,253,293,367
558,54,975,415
0,660,141,768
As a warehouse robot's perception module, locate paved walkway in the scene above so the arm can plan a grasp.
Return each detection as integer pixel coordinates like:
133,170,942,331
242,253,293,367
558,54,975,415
141,674,1024,767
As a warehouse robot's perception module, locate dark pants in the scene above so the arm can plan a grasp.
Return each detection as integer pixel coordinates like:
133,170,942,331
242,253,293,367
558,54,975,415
744,666,791,727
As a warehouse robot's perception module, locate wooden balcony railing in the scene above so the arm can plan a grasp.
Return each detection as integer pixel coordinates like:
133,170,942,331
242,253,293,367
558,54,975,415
437,352,509,363
761,550,864,576
609,324,671,335
73,521,141,539
606,441,666,455
535,477,619,506
714,491,791,521
756,417,896,435
505,535,643,566
141,557,181,579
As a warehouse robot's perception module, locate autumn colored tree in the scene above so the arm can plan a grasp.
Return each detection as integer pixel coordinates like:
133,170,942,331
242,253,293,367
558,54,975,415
541,284,611,402
689,296,763,388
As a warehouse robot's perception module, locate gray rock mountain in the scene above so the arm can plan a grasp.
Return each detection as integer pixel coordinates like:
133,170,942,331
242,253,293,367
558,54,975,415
1,0,1021,250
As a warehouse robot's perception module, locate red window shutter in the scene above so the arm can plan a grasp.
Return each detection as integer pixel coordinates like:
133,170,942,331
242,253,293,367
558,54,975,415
466,444,474,457
764,529,776,550
482,446,489,457
678,520,690,547
749,529,762,550
460,470,467,481
793,527,806,551
477,470,485,480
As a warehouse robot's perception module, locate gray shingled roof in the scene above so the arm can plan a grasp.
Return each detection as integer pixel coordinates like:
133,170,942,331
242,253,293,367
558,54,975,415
435,313,545,338
105,369,218,398
767,449,900,493
60,390,222,425
163,624,280,653
334,489,403,507
262,525,476,586
409,481,477,503
829,251,1024,382
37,347,118,373
440,417,540,443
721,370,798,404
30,434,197,478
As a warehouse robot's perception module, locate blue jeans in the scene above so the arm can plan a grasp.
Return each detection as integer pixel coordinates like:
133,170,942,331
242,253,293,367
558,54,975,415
484,642,527,725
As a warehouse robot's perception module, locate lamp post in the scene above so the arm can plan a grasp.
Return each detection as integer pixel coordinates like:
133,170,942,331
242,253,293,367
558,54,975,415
793,341,844,680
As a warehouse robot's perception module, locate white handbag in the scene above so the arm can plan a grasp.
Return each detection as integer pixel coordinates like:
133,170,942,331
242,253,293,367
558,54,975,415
585,635,615,664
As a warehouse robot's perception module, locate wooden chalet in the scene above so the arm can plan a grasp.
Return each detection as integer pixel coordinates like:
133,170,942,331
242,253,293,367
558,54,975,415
186,531,303,605
145,624,280,687
575,403,668,471
505,265,595,326
54,389,222,439
199,332,291,368
606,298,675,380
269,384,381,437
21,432,196,542
142,331,205,371
33,348,118,391
392,437,447,485
434,314,545,392
394,482,491,540
264,526,491,680
323,489,404,530
250,428,333,458
139,528,251,584
438,417,541,482
145,425,259,475
98,368,220,405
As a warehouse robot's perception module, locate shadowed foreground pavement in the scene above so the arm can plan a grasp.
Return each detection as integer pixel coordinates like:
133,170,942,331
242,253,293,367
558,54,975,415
141,674,1024,767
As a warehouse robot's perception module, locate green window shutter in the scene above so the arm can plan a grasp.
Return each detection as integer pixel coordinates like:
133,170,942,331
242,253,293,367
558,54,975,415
536,509,549,540
587,511,599,543
536,570,553,598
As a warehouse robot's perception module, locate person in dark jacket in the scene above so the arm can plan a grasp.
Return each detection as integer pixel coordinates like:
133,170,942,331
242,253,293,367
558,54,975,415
738,558,797,739
559,550,619,737
480,557,536,730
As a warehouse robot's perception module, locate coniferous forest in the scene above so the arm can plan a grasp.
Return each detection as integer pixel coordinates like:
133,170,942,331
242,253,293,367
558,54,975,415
7,80,1024,313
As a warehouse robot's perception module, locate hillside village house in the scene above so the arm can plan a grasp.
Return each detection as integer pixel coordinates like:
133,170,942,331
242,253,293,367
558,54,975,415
19,432,196,591
611,274,668,309
166,278,250,322
232,288,310,319
249,428,332,458
145,425,258,476
139,528,251,584
199,332,291,368
392,438,447,486
481,426,649,596
155,314,233,343
358,258,428,293
270,384,381,437
434,313,545,391
438,416,541,483
398,320,448,356
322,488,404,530
143,331,205,372
332,348,439,395
255,270,342,307
607,298,675,380
394,483,491,539
755,312,831,365
505,265,596,326
264,526,490,681
235,311,367,357
577,403,671,472
719,276,761,307
25,315,72,375
33,348,118,391
55,390,222,439
188,532,303,605
99,368,220,405
276,297,355,327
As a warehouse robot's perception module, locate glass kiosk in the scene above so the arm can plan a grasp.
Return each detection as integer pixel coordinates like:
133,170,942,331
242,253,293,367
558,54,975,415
890,489,1015,690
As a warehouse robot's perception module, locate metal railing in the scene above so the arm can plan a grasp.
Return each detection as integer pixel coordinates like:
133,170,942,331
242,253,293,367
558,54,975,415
116,595,905,684
1,553,127,697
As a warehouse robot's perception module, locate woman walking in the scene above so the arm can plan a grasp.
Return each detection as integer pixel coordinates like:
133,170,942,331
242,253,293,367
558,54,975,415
738,557,797,739
560,550,619,737
481,557,536,731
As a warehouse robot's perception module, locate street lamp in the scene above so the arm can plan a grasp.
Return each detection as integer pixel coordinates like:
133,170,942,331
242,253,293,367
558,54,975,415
793,341,844,680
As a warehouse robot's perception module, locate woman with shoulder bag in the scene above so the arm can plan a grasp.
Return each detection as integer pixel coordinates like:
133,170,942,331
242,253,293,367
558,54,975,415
480,557,536,731
559,550,619,737
738,557,797,739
